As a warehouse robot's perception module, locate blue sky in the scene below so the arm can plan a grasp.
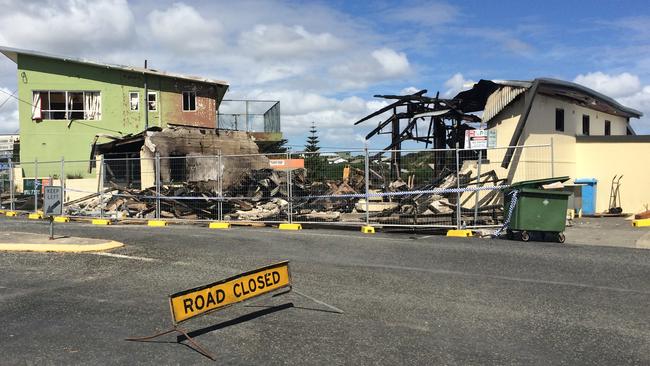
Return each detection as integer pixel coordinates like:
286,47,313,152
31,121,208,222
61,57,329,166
0,0,649,149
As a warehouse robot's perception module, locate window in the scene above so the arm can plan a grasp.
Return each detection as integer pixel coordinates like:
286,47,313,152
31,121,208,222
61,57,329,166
129,92,139,111
555,108,564,132
582,114,590,135
32,91,101,120
605,120,611,136
147,92,157,111
182,91,196,111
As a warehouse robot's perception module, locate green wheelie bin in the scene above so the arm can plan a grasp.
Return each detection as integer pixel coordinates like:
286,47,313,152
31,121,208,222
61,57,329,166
502,176,572,243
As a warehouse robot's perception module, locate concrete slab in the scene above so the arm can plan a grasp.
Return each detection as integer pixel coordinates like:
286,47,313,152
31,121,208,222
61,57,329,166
565,217,650,249
0,231,123,252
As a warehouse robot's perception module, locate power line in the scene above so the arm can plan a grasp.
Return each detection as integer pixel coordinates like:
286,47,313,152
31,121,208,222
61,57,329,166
0,89,17,110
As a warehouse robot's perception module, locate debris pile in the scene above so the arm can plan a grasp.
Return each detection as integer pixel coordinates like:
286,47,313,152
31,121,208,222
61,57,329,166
58,159,506,226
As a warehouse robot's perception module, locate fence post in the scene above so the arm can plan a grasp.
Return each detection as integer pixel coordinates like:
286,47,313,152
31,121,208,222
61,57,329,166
60,157,65,215
99,157,105,219
455,148,461,230
34,157,38,213
286,151,292,224
474,150,482,227
155,152,161,219
8,157,14,212
217,152,223,221
364,143,370,226
550,137,555,177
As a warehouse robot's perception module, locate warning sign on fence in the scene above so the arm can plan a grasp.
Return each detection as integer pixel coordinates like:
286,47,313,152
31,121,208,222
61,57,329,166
269,159,304,170
169,261,292,323
465,129,497,149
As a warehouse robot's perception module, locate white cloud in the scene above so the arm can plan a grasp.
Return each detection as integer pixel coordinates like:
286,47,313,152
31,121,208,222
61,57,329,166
400,86,421,95
0,0,134,54
0,0,415,147
388,2,458,28
443,73,474,97
330,48,412,89
0,87,19,134
372,48,410,77
573,72,642,98
573,72,650,133
239,24,344,59
148,3,222,52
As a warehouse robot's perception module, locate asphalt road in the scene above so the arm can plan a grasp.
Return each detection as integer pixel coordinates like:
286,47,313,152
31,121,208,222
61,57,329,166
0,217,649,365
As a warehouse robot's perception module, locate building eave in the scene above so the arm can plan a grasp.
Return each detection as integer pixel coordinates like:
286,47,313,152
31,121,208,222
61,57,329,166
0,45,229,87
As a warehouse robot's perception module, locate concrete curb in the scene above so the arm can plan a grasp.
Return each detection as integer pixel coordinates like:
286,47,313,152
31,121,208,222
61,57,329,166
0,240,124,253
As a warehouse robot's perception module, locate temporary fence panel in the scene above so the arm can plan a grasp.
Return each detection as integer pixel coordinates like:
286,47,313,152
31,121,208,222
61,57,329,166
361,148,461,228
156,155,221,221
14,143,552,229
98,156,155,220
221,153,289,224
289,150,367,226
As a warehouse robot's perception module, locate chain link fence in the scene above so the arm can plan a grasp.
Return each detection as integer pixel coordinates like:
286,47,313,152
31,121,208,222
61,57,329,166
2,144,553,229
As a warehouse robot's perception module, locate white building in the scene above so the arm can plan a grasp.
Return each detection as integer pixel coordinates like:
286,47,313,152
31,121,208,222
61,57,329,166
457,78,647,214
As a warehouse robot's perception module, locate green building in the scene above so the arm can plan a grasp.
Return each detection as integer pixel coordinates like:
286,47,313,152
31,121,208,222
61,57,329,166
0,46,229,176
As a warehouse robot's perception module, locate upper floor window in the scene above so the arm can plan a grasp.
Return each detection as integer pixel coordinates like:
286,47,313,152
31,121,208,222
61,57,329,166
605,120,611,136
182,91,196,111
147,92,157,111
555,108,564,132
32,90,101,121
582,114,590,136
129,92,139,111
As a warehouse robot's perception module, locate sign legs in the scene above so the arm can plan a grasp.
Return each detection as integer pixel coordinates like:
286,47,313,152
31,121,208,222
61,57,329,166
126,325,217,361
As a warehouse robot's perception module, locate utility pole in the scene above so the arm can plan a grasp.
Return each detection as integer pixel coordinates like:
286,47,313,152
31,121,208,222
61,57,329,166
144,59,149,131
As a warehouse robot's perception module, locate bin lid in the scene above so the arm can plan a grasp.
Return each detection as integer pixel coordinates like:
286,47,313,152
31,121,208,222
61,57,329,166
508,176,571,189
574,178,597,184
519,187,573,196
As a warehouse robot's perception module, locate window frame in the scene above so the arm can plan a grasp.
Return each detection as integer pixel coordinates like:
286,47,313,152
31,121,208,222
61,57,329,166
147,91,158,112
582,114,590,136
555,108,564,132
129,91,140,112
182,91,197,112
33,90,102,121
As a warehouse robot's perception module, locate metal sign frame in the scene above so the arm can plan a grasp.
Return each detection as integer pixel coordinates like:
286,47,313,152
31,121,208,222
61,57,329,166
44,186,63,216
168,261,292,325
126,261,293,361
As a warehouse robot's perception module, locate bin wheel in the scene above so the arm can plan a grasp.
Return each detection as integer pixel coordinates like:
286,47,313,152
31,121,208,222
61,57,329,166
521,231,530,242
557,233,565,244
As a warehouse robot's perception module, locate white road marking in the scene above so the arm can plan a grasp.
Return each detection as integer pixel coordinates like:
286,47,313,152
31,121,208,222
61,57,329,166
92,252,160,262
356,262,650,295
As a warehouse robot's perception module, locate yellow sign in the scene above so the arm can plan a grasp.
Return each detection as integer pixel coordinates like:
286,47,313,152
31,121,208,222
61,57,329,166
169,261,291,324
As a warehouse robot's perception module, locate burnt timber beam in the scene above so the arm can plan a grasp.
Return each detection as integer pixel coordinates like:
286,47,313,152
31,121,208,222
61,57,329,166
391,107,401,178
501,79,540,168
354,90,427,125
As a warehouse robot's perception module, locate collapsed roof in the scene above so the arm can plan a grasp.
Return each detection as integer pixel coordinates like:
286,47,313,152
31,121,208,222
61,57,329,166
455,78,643,121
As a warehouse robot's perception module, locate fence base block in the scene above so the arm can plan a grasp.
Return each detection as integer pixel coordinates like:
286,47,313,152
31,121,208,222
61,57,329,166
632,218,650,227
92,219,111,225
5,211,17,217
28,213,43,220
279,223,302,231
54,216,70,223
447,229,473,237
361,226,376,234
148,220,168,227
209,222,231,229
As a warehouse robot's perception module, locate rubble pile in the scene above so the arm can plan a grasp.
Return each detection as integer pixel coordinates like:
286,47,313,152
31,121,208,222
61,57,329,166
59,162,505,225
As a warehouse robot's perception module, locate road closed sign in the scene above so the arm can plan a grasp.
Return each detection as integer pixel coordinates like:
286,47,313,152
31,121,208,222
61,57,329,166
44,186,63,216
169,261,292,324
